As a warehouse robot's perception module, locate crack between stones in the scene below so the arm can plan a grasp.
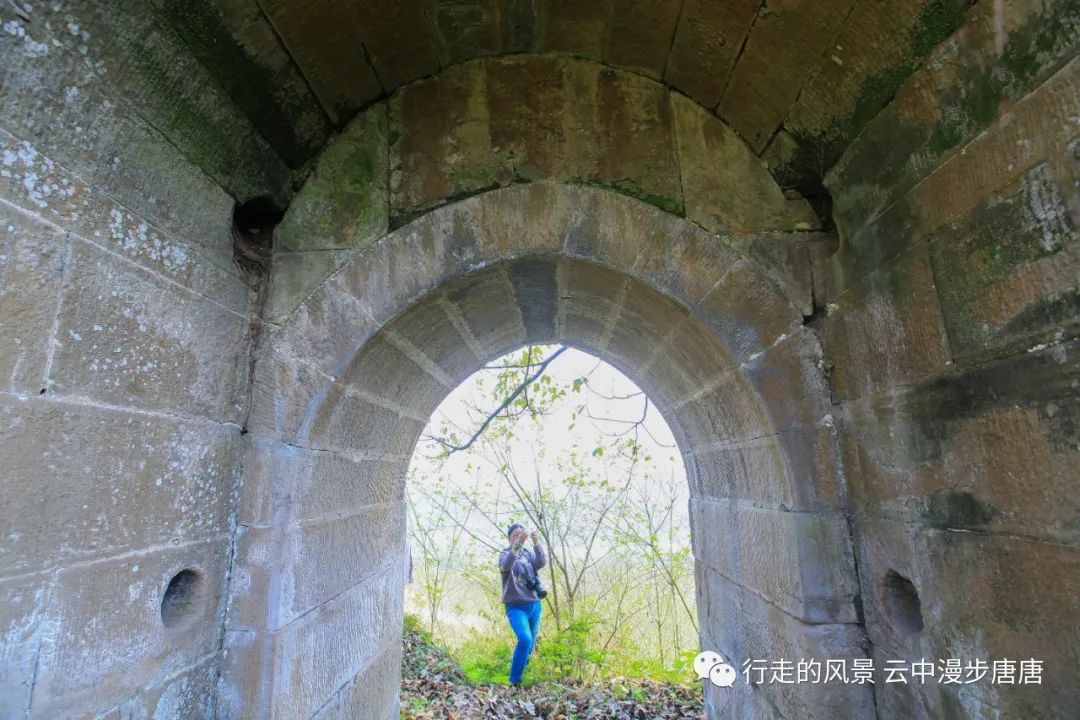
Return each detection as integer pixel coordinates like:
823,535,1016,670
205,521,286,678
270,558,401,633
23,570,54,718
0,534,231,584
249,0,336,131
436,294,488,365
360,41,389,97
682,417,830,459
267,438,407,466
311,636,402,718
39,233,74,395
697,560,862,628
0,388,243,431
715,0,768,112
772,0,864,147
660,0,688,82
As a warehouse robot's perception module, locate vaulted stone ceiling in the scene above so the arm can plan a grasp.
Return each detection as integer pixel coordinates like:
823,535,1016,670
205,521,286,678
156,0,973,194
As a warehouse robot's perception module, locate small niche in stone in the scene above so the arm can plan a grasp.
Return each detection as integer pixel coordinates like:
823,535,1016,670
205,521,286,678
882,570,923,635
160,569,205,629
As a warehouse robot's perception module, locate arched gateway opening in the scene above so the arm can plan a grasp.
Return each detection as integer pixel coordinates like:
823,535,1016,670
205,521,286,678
401,343,697,693
225,184,869,719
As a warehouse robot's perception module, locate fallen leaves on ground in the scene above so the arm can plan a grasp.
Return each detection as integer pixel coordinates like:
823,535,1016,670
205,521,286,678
401,627,703,719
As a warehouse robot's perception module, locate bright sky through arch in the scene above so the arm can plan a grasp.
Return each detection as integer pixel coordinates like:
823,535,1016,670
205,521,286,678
410,346,686,522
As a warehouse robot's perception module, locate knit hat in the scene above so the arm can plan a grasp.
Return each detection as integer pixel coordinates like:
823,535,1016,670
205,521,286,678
507,523,524,539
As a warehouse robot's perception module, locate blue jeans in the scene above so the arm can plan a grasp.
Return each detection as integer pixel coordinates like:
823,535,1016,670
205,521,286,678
505,600,542,683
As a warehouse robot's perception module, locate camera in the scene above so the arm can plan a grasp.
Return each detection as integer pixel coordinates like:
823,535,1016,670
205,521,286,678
526,571,548,600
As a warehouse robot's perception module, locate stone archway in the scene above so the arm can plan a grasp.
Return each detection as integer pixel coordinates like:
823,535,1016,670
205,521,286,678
223,184,871,719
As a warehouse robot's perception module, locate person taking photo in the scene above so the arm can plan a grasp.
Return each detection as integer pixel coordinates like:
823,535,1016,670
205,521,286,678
498,523,547,687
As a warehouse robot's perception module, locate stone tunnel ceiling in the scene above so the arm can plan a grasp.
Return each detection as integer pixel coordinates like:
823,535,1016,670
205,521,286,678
154,0,990,194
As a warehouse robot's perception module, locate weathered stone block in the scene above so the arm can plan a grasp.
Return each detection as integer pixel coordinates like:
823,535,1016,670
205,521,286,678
603,278,690,391
538,0,607,58
604,0,682,78
48,241,250,422
331,222,472,327
0,572,50,717
672,93,819,234
690,498,859,624
823,241,951,401
689,419,843,512
777,419,845,511
555,260,624,349
674,371,772,448
220,564,404,720
663,0,759,108
0,6,285,237
724,232,823,317
780,0,935,177
461,185,744,314
382,293,484,386
245,344,336,444
268,278,380,381
692,258,802,365
0,131,247,309
240,436,406,529
741,328,833,435
389,60,500,220
310,641,402,720
154,0,332,167
469,183,566,261
354,2,441,89
442,265,526,360
826,46,1080,298
554,60,682,212
230,503,405,630
0,394,240,576
430,0,501,65
30,539,229,716
256,0,382,124
339,334,450,416
0,209,68,395
390,57,683,221
853,517,1080,720
96,654,220,720
275,105,389,252
264,248,360,324
303,380,426,457
930,165,1080,363
687,436,790,506
696,563,874,720
841,339,1080,545
288,504,406,622
828,6,1080,237
718,0,857,153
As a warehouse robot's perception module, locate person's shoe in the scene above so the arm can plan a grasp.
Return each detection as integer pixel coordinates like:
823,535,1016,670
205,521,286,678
509,681,522,690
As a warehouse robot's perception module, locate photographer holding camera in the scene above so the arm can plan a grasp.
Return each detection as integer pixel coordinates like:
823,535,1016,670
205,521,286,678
498,523,548,687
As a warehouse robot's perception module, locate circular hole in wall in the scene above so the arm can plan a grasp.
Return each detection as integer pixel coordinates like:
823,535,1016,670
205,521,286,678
881,570,923,635
160,569,205,629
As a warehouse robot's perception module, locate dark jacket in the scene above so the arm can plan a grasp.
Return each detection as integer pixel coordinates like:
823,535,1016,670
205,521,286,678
498,542,547,604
